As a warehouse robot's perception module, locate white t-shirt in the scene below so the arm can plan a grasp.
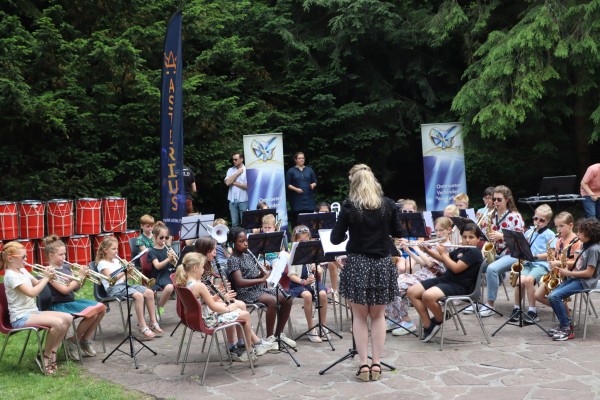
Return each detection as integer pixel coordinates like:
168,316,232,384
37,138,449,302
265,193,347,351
98,259,125,291
4,268,39,323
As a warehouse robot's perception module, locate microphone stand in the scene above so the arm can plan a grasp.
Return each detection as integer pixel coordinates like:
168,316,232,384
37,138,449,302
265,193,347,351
103,262,156,368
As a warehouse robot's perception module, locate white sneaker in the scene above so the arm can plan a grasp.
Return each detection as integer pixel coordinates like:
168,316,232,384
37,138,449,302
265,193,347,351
308,328,322,343
463,305,475,314
280,333,297,348
478,305,496,318
392,321,417,336
253,339,277,356
385,319,399,332
65,338,80,361
320,327,331,341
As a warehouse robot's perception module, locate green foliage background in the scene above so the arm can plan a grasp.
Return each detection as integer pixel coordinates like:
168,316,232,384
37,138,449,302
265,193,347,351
2,0,600,225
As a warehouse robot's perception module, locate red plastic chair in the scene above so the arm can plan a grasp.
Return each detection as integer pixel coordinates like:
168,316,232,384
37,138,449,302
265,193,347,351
169,273,188,364
176,285,254,385
0,283,50,374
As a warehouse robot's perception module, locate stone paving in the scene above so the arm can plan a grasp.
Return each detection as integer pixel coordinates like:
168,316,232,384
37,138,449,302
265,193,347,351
83,287,600,400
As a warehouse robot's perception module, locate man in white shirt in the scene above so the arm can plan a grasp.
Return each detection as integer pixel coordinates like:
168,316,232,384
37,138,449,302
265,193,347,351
224,152,248,227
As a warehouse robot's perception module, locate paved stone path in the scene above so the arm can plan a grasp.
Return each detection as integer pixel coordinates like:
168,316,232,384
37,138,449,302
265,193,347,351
83,287,600,400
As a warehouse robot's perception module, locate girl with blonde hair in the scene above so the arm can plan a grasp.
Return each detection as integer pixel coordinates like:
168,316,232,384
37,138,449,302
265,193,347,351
1,241,72,374
331,164,403,381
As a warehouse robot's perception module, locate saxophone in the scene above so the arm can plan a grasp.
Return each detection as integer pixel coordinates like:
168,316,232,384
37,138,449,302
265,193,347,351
509,228,537,287
547,238,580,292
540,233,559,288
482,211,496,265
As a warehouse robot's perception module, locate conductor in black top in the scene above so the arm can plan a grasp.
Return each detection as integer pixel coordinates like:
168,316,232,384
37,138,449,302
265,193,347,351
330,164,403,382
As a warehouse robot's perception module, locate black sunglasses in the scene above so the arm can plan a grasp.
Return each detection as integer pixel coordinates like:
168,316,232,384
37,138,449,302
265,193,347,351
533,217,546,223
159,236,169,240
492,197,505,202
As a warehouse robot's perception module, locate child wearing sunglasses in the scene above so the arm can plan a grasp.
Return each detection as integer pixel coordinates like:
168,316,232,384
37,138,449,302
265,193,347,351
147,221,176,317
506,204,556,324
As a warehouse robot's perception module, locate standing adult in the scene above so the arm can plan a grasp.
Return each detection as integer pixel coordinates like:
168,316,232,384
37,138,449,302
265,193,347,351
182,165,197,215
580,163,600,219
224,152,248,228
286,152,317,228
330,164,402,382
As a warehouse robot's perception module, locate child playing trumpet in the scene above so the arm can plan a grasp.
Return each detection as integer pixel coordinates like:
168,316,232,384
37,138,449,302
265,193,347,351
1,241,73,374
97,237,161,339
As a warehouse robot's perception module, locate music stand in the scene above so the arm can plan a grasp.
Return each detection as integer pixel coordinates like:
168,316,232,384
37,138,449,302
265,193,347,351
288,240,342,350
180,214,214,239
242,208,276,230
103,250,156,368
492,230,549,336
246,232,300,366
296,212,336,238
538,175,578,211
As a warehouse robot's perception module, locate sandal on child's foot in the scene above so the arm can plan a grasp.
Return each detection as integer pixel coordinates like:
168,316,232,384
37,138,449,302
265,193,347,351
139,325,156,339
370,363,381,381
150,323,163,334
51,351,58,371
355,364,370,382
37,353,55,375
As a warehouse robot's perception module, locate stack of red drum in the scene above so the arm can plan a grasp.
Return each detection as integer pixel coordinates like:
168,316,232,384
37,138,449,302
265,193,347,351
0,196,134,275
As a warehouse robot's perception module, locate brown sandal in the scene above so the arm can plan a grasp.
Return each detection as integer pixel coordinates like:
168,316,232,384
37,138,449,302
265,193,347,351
356,364,370,382
36,353,55,375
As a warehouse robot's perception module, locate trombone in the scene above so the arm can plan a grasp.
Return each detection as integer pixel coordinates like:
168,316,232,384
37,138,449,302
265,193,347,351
25,261,84,286
114,255,156,288
64,260,116,286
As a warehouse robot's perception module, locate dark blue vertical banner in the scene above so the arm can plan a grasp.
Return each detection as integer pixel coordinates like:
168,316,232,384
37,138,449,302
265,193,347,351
160,10,185,236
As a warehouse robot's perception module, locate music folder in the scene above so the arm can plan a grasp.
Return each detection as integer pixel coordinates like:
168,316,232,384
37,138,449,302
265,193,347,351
318,229,348,262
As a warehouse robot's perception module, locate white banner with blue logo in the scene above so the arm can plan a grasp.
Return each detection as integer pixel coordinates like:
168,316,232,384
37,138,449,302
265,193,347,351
421,123,467,211
243,133,288,232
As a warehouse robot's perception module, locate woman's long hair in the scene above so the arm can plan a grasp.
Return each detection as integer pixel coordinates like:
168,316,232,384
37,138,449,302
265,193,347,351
348,164,382,210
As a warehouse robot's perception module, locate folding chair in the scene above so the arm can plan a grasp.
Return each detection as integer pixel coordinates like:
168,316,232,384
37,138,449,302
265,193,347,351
438,262,491,350
90,261,130,334
0,283,50,374
177,285,254,385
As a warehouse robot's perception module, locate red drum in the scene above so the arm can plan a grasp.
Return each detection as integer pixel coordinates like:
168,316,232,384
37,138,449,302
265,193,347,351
102,197,127,232
76,198,101,235
66,235,91,267
46,199,74,237
117,229,138,260
17,239,35,271
36,239,47,266
93,232,115,256
19,200,45,239
0,201,19,240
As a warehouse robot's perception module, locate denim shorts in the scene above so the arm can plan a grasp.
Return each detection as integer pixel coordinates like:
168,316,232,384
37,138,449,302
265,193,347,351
11,311,41,328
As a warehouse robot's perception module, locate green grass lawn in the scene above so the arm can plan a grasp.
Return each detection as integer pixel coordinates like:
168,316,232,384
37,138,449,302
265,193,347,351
0,277,153,399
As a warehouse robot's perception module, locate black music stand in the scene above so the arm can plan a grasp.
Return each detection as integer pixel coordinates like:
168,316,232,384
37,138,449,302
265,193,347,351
492,229,549,336
539,175,578,211
102,255,157,368
242,208,276,230
246,232,299,366
181,214,214,240
296,212,336,238
290,240,342,350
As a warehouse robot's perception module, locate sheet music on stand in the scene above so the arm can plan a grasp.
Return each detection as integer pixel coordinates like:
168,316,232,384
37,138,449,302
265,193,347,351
318,229,348,262
247,231,286,287
180,214,215,240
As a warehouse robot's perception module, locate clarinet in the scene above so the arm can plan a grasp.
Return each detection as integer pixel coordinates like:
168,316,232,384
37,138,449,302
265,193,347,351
213,259,230,293
247,249,291,300
205,280,232,305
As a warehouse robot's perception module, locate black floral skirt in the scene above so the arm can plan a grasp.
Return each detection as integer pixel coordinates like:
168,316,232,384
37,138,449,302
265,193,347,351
339,253,399,305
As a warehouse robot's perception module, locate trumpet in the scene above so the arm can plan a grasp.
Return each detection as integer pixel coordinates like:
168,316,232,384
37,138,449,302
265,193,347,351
64,260,116,286
25,262,84,286
114,255,156,288
166,245,179,267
